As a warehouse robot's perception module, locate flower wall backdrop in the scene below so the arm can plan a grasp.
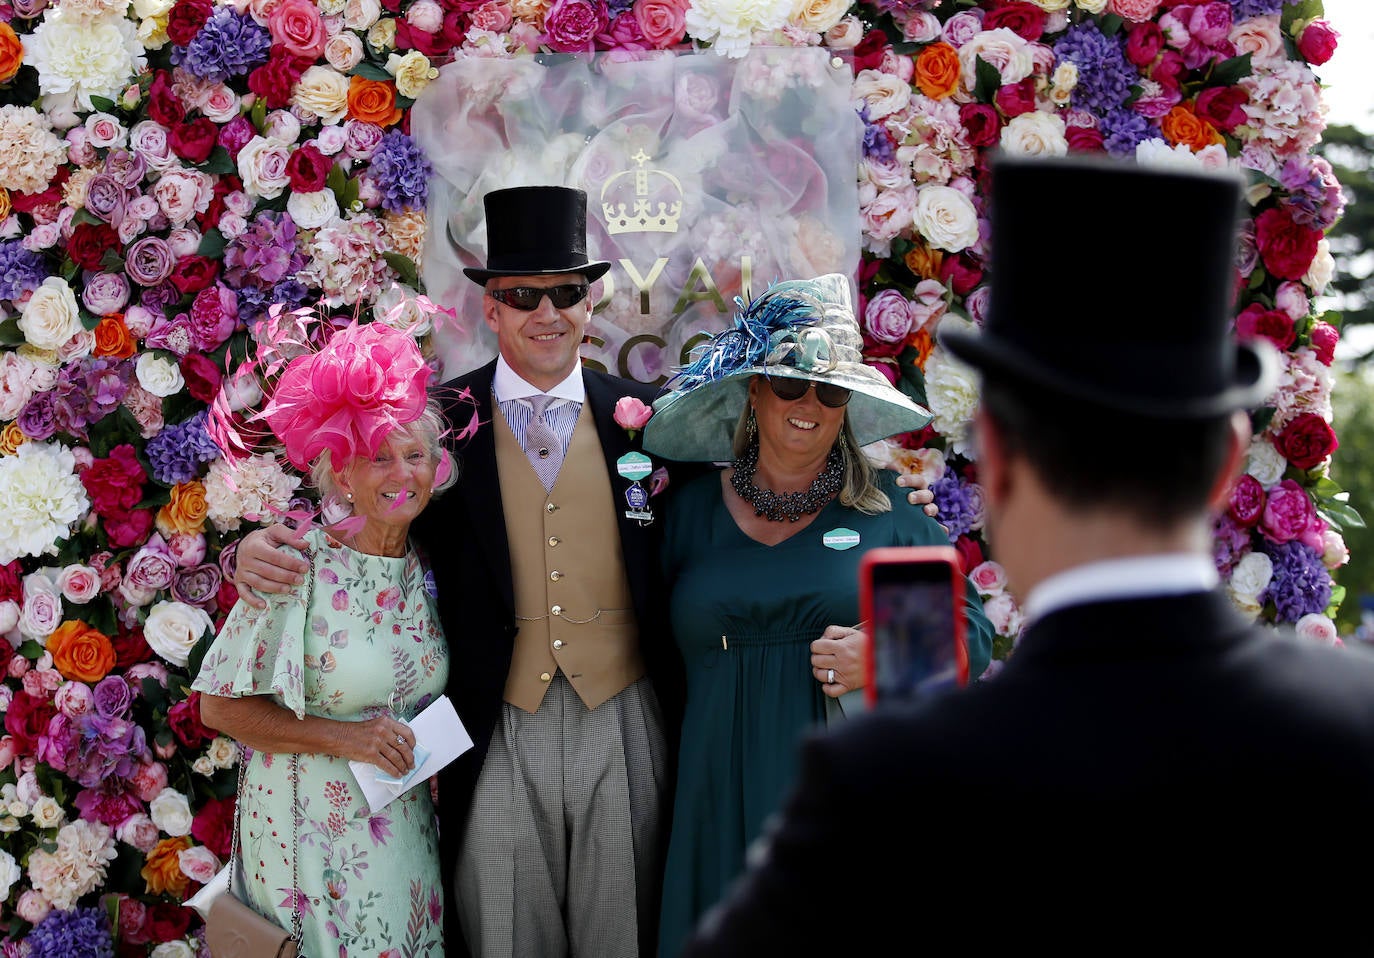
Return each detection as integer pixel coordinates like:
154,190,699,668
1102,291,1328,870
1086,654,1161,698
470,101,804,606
0,0,1354,952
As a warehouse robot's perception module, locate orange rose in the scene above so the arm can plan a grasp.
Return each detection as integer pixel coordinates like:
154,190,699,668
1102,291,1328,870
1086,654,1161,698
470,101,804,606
909,327,936,370
47,620,117,683
142,836,193,896
0,187,10,222
347,76,403,127
93,313,138,359
0,23,22,84
1160,104,1223,152
904,243,944,281
914,42,961,100
156,480,209,536
0,422,26,456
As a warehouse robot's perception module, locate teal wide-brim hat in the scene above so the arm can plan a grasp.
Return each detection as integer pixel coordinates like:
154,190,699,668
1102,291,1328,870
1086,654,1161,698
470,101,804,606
643,273,933,463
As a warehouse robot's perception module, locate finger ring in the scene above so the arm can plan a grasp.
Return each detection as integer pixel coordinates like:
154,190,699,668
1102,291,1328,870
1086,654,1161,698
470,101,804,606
826,668,835,684
396,734,405,746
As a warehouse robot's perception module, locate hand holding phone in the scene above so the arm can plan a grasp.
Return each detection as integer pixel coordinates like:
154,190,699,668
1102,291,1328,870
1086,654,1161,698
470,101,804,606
859,546,968,708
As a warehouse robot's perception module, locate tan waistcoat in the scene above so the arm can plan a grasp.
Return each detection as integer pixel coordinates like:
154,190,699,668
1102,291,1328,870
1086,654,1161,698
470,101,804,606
496,403,646,713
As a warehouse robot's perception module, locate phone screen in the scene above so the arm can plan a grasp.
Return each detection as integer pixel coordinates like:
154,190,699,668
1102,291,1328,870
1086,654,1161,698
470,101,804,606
863,548,966,707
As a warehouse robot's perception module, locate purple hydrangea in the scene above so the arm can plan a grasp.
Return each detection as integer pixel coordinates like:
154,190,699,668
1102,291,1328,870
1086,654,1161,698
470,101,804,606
1231,0,1289,19
224,211,307,292
17,389,58,441
0,240,51,301
49,357,132,437
1054,21,1139,117
606,0,633,18
366,131,434,214
173,6,272,82
1101,107,1157,158
1262,540,1333,623
27,906,115,958
859,104,895,162
145,409,223,485
931,474,981,543
1279,155,1346,231
273,278,311,311
1212,513,1251,576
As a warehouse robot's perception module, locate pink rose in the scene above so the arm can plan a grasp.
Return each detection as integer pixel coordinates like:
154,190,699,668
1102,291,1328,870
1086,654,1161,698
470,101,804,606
613,396,653,437
1273,281,1309,321
54,681,94,717
864,289,915,344
405,0,445,32
178,844,222,883
117,812,162,853
16,890,51,925
1227,473,1264,528
57,564,101,604
1296,19,1338,66
268,0,329,58
468,0,511,32
1108,0,1161,22
968,560,1006,597
1294,612,1339,646
126,537,176,591
130,757,170,802
1259,479,1314,544
542,0,606,52
151,169,213,228
634,0,686,47
1234,303,1295,351
1308,321,1338,366
167,533,208,568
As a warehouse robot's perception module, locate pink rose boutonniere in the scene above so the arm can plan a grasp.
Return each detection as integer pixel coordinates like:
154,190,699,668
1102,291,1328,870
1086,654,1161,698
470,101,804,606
613,396,653,439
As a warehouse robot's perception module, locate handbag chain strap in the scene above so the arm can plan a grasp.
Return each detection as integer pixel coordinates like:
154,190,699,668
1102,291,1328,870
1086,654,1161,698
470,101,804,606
225,544,314,946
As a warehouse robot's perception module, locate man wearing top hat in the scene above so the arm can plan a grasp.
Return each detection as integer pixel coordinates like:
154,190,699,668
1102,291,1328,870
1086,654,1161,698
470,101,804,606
677,155,1374,955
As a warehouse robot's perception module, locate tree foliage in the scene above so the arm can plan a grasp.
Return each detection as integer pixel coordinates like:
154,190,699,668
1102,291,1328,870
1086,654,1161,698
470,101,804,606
1317,123,1374,356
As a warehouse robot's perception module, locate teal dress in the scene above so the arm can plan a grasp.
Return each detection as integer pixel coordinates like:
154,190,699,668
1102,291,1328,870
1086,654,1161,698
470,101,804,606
657,469,991,956
193,528,449,958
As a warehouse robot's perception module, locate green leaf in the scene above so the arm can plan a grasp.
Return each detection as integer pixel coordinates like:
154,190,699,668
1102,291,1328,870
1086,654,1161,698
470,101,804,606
17,639,44,659
197,145,237,176
383,251,419,288
327,162,348,197
198,228,228,260
88,95,117,113
1206,52,1253,88
351,61,393,82
1317,498,1367,532
1281,0,1324,31
0,317,25,347
972,57,1001,104
250,97,267,132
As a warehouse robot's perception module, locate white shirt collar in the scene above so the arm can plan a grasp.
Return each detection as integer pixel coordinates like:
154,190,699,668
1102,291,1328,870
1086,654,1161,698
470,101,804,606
1023,554,1220,624
493,356,586,406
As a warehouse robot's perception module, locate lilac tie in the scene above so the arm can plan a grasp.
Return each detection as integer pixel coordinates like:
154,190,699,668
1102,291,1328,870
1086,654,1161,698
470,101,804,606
525,395,563,493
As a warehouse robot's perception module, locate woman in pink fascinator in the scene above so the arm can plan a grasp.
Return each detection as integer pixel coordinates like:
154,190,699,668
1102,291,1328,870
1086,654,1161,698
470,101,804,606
192,312,458,957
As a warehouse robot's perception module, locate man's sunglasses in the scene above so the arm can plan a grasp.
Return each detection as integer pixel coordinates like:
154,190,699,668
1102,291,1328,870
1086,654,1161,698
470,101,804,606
486,284,590,311
765,376,852,408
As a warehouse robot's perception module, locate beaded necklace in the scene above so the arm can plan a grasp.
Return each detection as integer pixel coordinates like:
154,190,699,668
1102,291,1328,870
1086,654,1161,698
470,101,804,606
730,439,844,522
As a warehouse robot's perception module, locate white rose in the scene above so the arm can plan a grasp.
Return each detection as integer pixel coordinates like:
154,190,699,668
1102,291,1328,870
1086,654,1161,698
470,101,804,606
206,736,240,770
293,66,350,124
851,68,910,122
343,0,381,29
1225,586,1263,622
148,786,193,836
18,278,83,351
1000,111,1068,157
1074,0,1108,12
958,27,1034,90
1304,237,1334,295
0,600,18,634
0,850,19,900
324,32,365,72
286,189,341,230
982,593,1024,639
923,323,982,458
192,756,215,776
150,942,195,958
1322,529,1349,570
1228,550,1274,599
1245,437,1287,486
236,136,293,200
912,185,980,253
143,600,214,668
135,352,184,397
30,796,65,829
1294,613,1339,646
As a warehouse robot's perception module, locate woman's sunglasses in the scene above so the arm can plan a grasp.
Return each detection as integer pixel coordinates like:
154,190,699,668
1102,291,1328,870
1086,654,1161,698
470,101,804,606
486,284,590,311
765,376,852,408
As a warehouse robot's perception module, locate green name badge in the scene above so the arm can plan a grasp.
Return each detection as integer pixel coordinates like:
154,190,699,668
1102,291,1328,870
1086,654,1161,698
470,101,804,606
822,528,861,551
616,451,653,481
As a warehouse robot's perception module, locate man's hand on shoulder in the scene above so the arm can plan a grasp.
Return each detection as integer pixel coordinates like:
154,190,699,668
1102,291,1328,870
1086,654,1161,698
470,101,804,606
232,524,311,609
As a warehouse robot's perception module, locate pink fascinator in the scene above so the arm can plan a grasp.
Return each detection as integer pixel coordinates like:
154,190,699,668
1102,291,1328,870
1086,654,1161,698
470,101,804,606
263,321,433,471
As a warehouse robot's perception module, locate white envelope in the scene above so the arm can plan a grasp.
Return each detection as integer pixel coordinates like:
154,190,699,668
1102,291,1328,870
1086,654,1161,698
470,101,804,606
349,694,472,813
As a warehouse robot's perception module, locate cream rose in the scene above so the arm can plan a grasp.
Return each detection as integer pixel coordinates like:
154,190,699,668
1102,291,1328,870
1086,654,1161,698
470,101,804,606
823,14,863,49
324,32,365,71
789,0,847,35
235,135,293,200
30,796,65,829
149,787,193,835
385,50,438,99
999,111,1069,157
206,736,240,770
135,352,184,398
958,27,1034,91
343,0,381,29
18,278,83,351
912,184,979,252
851,68,910,122
1228,550,1274,599
293,65,351,124
1305,237,1334,295
143,600,213,668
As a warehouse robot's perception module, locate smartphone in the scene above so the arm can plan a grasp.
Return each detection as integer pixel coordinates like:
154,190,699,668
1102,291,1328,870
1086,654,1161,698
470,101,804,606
859,546,968,708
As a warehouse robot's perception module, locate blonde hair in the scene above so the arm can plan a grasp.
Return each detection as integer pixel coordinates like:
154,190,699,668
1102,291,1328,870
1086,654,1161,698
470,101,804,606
311,399,457,502
730,401,892,516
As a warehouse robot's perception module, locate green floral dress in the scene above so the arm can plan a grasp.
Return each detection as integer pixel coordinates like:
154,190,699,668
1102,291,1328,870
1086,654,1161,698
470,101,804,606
193,528,448,958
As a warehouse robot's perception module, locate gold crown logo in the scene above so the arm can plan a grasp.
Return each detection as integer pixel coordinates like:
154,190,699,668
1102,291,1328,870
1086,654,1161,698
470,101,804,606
600,150,683,235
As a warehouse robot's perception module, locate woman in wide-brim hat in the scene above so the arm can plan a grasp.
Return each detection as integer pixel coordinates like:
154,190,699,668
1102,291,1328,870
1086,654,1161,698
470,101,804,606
642,273,994,957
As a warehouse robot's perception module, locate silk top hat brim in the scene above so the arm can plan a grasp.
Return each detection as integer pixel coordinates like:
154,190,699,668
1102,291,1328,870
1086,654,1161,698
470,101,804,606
461,185,611,286
643,273,933,463
939,154,1279,418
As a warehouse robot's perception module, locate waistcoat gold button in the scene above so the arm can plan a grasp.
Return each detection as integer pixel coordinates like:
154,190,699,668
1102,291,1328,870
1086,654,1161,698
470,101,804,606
553,640,564,650
539,672,551,682
551,605,562,616
550,570,562,581
548,536,560,547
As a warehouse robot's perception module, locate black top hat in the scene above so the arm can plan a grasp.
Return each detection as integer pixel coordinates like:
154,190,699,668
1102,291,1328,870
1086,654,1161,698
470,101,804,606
939,155,1278,418
461,185,611,286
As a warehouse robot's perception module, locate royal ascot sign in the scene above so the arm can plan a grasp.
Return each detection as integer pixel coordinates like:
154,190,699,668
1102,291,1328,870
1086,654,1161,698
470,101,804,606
411,47,862,386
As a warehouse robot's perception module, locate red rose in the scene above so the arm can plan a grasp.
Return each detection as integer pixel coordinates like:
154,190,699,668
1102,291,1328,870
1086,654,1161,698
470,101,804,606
105,507,156,549
287,143,331,192
68,222,120,270
168,117,218,164
1296,19,1338,66
1275,412,1338,470
396,18,456,56
1234,302,1296,351
959,103,1002,148
82,444,148,515
939,253,983,297
4,691,57,755
1227,473,1265,527
191,794,236,859
146,70,185,127
983,1,1045,41
995,77,1037,118
165,0,213,45
1254,207,1321,281
168,692,215,749
9,167,68,214
179,352,223,404
1066,124,1106,153
0,559,20,603
170,255,221,295
953,535,984,576
852,29,889,73
0,639,13,677
112,627,155,668
1308,320,1338,366
1194,85,1248,133
215,578,239,618
248,45,312,108
1125,21,1164,67
144,902,193,942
